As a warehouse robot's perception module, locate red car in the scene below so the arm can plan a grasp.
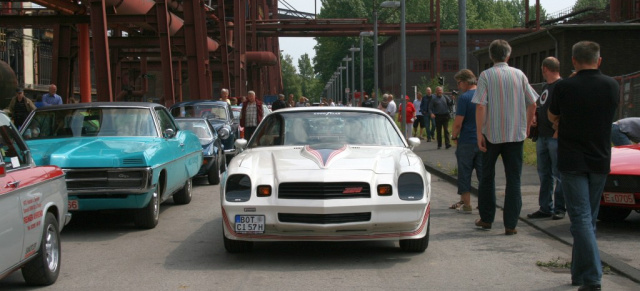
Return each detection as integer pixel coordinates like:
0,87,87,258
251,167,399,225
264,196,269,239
599,144,640,222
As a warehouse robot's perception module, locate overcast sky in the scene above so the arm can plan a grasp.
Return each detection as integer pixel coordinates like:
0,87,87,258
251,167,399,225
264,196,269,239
279,0,578,70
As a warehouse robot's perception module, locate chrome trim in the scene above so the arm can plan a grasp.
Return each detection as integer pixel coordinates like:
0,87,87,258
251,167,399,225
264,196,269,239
64,213,72,226
63,167,153,194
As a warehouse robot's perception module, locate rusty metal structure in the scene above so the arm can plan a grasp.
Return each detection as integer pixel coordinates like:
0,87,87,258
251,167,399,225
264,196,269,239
1,0,636,107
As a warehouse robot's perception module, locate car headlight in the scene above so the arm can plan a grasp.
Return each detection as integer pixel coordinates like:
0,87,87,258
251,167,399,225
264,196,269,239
225,174,251,202
398,173,424,201
218,127,230,140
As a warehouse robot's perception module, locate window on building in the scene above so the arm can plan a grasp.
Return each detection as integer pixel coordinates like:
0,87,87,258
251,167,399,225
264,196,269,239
442,60,458,72
522,55,529,76
410,59,430,72
530,53,538,83
514,56,521,69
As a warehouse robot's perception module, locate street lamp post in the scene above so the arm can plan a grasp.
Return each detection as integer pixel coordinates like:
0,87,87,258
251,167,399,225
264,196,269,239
342,57,351,105
348,48,359,106
359,31,374,102
381,0,406,137
339,66,346,105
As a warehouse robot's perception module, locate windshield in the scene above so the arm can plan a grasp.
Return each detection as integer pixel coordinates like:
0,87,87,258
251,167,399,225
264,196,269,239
248,110,405,148
170,104,228,120
22,108,157,140
175,119,213,145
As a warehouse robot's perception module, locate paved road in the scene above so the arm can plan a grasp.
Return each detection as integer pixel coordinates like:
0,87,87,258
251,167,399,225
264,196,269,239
2,177,637,290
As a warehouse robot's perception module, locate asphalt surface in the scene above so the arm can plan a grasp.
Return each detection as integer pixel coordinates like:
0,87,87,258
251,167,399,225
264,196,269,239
412,136,640,284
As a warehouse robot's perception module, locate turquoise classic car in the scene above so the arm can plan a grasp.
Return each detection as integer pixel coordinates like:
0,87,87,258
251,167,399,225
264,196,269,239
19,102,203,229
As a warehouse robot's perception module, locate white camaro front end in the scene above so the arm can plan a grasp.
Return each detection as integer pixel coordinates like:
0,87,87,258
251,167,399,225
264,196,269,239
220,107,431,252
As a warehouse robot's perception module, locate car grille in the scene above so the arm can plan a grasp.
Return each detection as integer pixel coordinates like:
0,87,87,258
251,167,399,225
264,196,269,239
278,182,371,199
278,212,371,224
604,175,639,193
63,168,151,193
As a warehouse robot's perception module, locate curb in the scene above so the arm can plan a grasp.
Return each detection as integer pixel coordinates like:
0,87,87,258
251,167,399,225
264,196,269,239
423,162,640,284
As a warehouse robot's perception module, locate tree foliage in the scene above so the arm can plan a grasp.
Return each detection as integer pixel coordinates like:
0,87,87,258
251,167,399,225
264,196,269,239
280,53,302,98
313,0,550,95
573,0,608,11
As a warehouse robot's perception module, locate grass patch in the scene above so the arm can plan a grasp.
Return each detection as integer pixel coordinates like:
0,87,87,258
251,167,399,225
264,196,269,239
536,257,571,269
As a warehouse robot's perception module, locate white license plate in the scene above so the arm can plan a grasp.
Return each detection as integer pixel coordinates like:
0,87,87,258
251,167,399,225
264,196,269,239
235,215,265,234
603,192,635,205
68,200,79,210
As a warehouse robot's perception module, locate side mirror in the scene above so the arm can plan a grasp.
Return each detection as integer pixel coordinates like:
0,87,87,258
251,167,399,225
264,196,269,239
164,128,176,138
407,137,421,151
235,139,248,151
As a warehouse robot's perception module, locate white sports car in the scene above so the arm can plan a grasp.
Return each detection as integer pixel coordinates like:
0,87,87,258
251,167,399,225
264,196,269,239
220,107,431,252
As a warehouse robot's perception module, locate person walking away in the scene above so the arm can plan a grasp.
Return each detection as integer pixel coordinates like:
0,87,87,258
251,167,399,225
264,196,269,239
386,94,397,117
611,117,640,146
220,88,231,104
361,94,375,108
450,69,482,214
429,86,452,149
424,87,436,141
472,39,538,235
240,91,264,140
271,94,287,111
42,84,63,106
548,41,618,291
34,95,45,108
6,88,36,129
397,96,416,139
413,92,425,138
287,94,296,107
527,57,566,220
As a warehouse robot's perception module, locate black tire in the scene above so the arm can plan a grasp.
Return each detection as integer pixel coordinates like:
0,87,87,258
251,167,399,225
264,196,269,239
223,224,253,253
173,178,193,204
399,216,430,252
597,206,632,222
134,186,160,229
208,158,221,185
22,213,61,286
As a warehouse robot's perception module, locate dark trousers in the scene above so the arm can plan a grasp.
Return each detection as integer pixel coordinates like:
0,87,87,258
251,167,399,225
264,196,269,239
434,114,450,147
245,126,257,141
478,138,524,229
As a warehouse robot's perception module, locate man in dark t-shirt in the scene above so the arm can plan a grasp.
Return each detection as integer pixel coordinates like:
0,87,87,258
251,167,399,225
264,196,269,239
271,94,287,111
527,57,566,221
548,41,619,290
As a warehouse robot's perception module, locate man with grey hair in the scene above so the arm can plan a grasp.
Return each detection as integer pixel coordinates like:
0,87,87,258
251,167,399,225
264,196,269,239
271,94,287,111
220,88,230,104
549,41,618,291
472,39,538,235
528,56,566,221
240,90,264,140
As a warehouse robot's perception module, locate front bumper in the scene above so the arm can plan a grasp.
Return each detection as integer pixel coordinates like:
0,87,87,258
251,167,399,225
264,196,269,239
222,202,430,241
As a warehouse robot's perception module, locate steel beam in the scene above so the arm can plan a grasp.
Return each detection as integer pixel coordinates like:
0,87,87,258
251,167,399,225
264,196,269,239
154,0,176,106
183,0,210,100
90,0,113,102
52,24,73,103
233,0,247,98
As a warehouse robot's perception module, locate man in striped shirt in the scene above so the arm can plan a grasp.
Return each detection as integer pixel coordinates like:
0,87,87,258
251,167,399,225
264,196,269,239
471,39,538,235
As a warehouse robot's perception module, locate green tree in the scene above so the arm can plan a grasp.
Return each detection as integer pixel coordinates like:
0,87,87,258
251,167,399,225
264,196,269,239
298,53,322,102
281,53,302,97
573,0,608,11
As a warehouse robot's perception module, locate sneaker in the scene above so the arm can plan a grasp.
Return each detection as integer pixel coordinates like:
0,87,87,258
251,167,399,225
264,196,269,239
457,205,472,214
552,212,565,220
527,210,552,219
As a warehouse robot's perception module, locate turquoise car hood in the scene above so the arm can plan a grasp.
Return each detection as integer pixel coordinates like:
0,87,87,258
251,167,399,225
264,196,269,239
27,137,160,168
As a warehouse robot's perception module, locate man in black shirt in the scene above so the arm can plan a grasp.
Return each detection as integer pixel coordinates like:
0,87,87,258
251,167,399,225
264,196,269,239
548,41,618,291
527,57,566,220
271,94,287,111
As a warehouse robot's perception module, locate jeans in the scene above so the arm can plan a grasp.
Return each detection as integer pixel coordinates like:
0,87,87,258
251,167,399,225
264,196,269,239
560,171,606,286
611,123,632,146
434,114,450,147
426,115,435,139
456,143,483,194
536,136,565,214
478,138,523,229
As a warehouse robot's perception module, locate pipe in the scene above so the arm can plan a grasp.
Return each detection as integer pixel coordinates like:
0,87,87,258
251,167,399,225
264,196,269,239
103,0,219,52
245,52,278,66
29,0,85,15
78,24,92,102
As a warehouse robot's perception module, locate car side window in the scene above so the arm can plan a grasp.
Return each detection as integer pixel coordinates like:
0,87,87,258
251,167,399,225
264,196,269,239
0,124,29,169
250,115,283,147
155,107,177,137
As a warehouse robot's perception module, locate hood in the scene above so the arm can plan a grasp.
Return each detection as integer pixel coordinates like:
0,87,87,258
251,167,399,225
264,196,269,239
27,137,157,168
610,144,640,176
232,144,420,179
